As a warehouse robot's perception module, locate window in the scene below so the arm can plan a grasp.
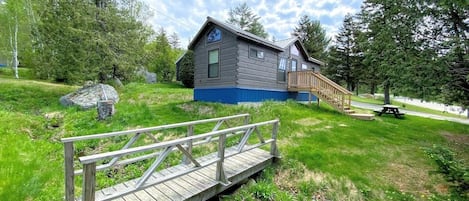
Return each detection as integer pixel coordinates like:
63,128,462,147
208,49,219,78
290,45,299,56
207,28,221,43
249,48,264,59
291,59,297,72
278,58,287,82
301,63,308,70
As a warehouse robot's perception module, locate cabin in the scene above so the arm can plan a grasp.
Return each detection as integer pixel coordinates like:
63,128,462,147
188,17,323,104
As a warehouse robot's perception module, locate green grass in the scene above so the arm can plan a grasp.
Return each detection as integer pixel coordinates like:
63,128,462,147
352,95,465,119
0,77,468,200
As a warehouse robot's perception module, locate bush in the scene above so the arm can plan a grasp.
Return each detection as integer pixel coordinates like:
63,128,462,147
179,50,194,88
424,145,469,198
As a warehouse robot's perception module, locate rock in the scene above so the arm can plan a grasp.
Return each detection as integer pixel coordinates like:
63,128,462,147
146,72,157,83
60,84,119,109
136,67,157,83
45,112,64,129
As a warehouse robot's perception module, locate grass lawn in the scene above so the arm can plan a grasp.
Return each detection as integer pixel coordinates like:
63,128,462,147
0,78,468,200
352,95,465,119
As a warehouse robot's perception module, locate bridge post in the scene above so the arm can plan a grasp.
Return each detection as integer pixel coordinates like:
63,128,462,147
183,125,194,165
270,121,280,160
64,142,75,201
216,133,228,184
83,162,97,201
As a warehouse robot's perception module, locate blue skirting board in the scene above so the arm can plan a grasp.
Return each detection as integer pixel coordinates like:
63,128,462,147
194,87,316,104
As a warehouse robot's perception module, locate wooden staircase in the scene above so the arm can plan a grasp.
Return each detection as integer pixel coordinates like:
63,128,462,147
288,71,374,120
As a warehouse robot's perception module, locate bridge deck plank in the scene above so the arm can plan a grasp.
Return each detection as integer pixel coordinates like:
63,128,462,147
85,148,272,201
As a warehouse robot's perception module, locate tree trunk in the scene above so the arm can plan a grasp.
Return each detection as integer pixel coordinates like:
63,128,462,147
355,82,359,96
370,83,376,95
13,17,19,79
384,80,391,104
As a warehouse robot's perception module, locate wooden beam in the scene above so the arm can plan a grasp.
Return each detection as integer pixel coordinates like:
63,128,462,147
61,114,250,143
82,162,96,201
216,134,229,185
64,142,75,201
78,120,279,164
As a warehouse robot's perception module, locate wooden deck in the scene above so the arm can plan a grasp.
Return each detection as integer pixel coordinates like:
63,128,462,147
61,114,280,201
92,148,273,201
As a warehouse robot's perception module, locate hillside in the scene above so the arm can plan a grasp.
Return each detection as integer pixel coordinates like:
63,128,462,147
0,77,468,200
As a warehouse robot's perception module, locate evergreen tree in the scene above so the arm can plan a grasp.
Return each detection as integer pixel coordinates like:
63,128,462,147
293,15,330,61
326,14,364,93
34,0,152,84
359,0,422,104
227,2,268,38
426,0,469,112
179,50,194,88
145,28,182,82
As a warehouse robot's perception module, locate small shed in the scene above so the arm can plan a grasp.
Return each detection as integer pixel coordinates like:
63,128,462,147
188,16,323,104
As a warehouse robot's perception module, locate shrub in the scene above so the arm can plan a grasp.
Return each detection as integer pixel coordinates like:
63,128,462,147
424,145,469,198
178,50,194,88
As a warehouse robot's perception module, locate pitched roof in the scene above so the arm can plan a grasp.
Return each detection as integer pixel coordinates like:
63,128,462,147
273,38,297,49
188,16,283,51
188,16,324,66
275,37,324,66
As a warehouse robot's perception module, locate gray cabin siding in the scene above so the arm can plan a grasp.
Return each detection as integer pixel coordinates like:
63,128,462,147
194,25,238,88
286,43,319,72
236,40,286,90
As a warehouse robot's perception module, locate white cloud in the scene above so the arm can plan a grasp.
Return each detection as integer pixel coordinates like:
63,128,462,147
142,0,363,48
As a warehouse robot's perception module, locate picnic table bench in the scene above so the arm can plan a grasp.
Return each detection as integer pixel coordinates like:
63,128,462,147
374,104,405,119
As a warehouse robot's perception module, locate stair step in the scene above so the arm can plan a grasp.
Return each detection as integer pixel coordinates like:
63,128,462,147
349,113,375,121
344,109,355,114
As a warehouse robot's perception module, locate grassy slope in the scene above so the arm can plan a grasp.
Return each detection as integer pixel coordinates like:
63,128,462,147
0,78,468,200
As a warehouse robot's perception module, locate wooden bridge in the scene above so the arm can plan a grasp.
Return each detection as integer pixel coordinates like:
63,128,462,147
288,71,374,120
61,114,280,201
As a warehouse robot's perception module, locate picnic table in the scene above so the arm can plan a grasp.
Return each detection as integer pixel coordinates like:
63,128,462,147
374,104,405,119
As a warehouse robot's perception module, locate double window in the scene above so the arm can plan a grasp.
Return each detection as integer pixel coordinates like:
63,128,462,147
249,48,264,59
208,49,219,78
278,57,287,82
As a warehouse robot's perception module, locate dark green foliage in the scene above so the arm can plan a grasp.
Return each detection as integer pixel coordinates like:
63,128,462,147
178,50,194,88
424,145,469,198
293,15,330,61
227,2,268,38
326,14,364,93
144,28,182,82
33,0,152,84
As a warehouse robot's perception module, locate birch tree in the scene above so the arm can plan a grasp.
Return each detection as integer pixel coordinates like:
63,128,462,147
1,0,27,79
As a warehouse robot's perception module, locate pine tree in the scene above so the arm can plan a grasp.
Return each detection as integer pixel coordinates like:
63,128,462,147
359,0,422,104
293,15,330,61
326,14,364,93
227,2,268,38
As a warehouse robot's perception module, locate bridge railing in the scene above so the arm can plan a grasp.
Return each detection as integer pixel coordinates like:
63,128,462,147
78,119,279,201
61,114,251,201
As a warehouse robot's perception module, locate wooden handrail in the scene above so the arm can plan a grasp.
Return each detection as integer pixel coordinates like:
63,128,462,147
61,113,250,143
62,114,251,201
79,119,279,201
78,120,278,164
287,71,352,111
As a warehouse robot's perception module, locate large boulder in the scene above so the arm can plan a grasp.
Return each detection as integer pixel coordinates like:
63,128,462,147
60,84,119,109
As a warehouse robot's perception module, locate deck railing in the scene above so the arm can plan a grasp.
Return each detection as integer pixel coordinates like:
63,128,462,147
61,114,252,201
288,71,352,111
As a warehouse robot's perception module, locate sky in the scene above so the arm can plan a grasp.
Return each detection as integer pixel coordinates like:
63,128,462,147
142,0,364,49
